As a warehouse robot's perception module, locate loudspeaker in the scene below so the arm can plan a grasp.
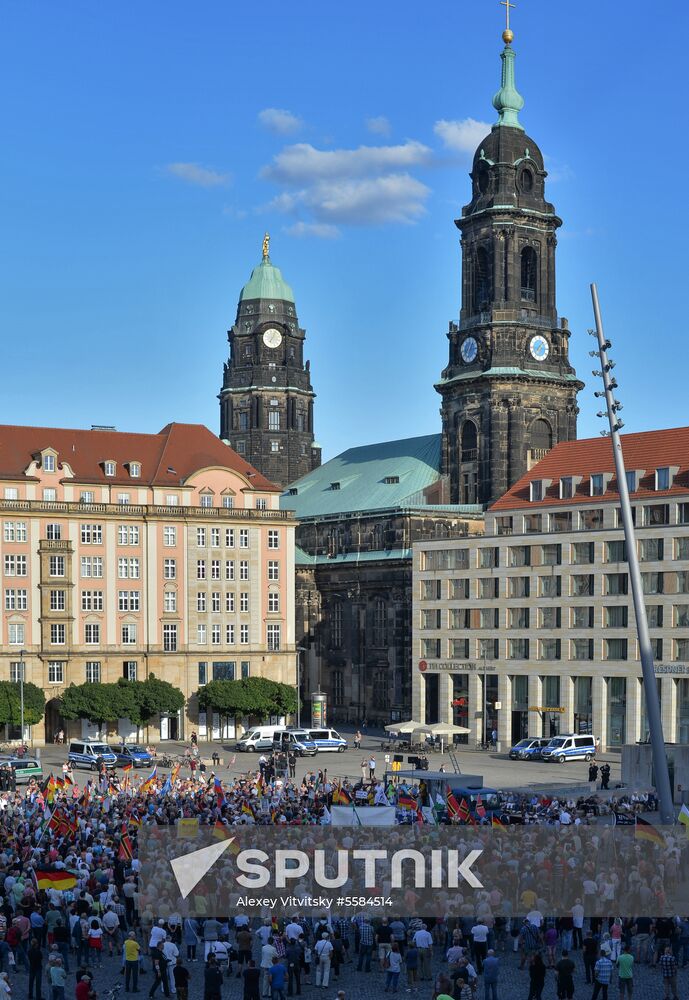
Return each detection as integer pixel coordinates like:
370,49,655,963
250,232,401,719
393,754,404,763
407,755,418,767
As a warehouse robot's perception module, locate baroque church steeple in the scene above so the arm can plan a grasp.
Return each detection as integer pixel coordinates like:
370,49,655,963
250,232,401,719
436,19,583,507
219,236,321,489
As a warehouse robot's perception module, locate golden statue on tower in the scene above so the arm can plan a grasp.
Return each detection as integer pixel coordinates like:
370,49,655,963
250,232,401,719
262,232,270,260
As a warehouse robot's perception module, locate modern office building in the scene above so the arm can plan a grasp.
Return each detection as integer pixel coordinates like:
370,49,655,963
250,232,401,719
0,422,295,743
412,427,689,752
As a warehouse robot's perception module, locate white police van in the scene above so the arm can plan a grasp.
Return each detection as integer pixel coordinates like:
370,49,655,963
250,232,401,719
308,728,347,753
539,734,597,764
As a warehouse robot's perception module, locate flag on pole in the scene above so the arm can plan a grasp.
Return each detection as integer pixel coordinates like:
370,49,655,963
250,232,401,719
635,816,666,847
678,803,689,831
241,802,254,818
475,794,487,819
458,798,472,823
34,868,77,891
491,815,506,830
170,764,181,785
397,794,417,810
332,785,353,806
139,765,157,794
446,788,461,819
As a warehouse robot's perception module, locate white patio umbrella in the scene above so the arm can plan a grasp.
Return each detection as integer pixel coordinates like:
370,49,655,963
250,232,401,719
384,720,425,734
422,721,471,753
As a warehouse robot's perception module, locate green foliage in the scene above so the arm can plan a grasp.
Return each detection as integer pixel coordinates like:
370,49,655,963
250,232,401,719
198,677,297,720
60,675,184,728
0,681,45,727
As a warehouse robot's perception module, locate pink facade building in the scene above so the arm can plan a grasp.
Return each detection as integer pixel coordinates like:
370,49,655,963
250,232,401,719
0,422,295,743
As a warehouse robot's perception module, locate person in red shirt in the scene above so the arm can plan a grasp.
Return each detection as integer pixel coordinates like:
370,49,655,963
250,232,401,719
75,975,92,1000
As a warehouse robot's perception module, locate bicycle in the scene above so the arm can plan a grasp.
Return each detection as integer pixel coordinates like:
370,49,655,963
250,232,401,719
102,986,123,1000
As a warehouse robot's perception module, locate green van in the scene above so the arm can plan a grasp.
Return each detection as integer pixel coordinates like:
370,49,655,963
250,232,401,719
0,756,43,785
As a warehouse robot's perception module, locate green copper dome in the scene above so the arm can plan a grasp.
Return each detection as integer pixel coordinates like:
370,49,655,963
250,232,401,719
239,257,295,304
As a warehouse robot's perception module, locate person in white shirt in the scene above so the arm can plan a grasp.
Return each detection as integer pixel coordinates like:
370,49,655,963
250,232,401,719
163,937,179,995
260,938,278,997
413,925,433,980
149,920,167,951
526,911,543,929
571,900,585,949
470,922,489,972
315,932,334,987
285,917,303,942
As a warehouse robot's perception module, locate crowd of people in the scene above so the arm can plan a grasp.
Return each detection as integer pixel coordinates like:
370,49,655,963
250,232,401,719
0,752,684,1000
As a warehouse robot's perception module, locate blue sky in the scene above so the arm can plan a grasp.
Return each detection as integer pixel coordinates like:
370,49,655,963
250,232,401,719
1,1,687,461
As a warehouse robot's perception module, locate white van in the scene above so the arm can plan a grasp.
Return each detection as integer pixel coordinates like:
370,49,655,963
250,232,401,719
539,734,597,764
235,725,285,752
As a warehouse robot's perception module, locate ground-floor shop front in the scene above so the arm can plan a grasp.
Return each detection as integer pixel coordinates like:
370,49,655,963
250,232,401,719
412,662,689,751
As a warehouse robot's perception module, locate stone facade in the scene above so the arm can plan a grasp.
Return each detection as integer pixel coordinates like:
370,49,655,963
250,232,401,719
219,249,321,490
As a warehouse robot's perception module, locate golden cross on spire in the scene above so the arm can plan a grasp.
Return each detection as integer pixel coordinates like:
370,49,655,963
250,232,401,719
500,0,515,42
262,232,270,259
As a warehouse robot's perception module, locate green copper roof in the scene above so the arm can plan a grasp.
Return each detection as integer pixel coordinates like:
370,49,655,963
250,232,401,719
493,43,524,129
436,367,582,389
239,257,295,304
280,434,442,518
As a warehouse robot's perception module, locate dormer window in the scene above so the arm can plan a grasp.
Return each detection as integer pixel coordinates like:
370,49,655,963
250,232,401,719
530,480,544,502
330,482,341,491
43,454,56,473
560,477,573,499
591,474,605,497
655,466,679,491
383,476,400,485
104,461,116,477
200,493,214,508
129,462,141,479
287,488,298,496
626,470,637,493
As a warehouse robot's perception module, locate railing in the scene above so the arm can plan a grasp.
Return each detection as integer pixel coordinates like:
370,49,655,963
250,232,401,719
0,499,293,521
38,540,73,551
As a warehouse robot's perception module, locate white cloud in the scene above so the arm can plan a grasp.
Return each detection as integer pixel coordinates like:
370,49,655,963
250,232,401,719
284,221,340,240
269,174,430,226
366,115,392,137
433,118,491,154
261,140,432,184
164,162,230,187
257,108,304,135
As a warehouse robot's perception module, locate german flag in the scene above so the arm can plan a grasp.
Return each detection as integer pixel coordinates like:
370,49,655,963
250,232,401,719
241,802,254,817
397,794,417,810
122,763,133,773
332,785,352,806
491,815,506,830
635,817,666,848
63,772,73,786
34,868,77,891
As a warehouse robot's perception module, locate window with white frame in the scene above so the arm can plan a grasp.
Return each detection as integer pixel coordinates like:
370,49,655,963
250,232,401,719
46,523,61,540
197,560,206,580
4,522,27,542
43,488,57,502
86,661,101,683
239,560,249,581
200,494,213,508
240,624,249,645
85,623,100,644
82,556,103,578
81,591,104,611
225,592,235,613
197,624,207,644
239,529,249,548
225,528,235,547
225,560,235,581
50,590,66,611
222,496,234,509
43,454,55,472
163,559,176,580
117,493,130,505
80,491,95,504
5,589,27,611
267,529,279,549
211,625,221,645
267,624,281,651
130,463,141,478
211,559,220,580
530,481,544,502
117,557,130,578
656,467,671,491
166,495,179,507
197,592,207,612
268,411,280,431
163,624,177,651
49,556,65,577
210,527,220,547
240,592,249,613
118,525,139,545
5,555,27,577
211,592,221,612
9,662,21,682
8,623,25,645
197,527,206,547
104,461,116,477
268,591,280,613
48,661,64,684
51,623,66,644
122,624,137,644
226,624,235,644
164,590,177,613
270,441,279,453
124,660,137,680
4,488,18,500
81,524,103,544
256,498,268,510
267,560,279,581
163,526,176,547
117,590,139,611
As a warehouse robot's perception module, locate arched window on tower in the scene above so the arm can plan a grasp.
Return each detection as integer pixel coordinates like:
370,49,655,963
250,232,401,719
459,421,479,504
474,247,492,311
521,247,538,303
528,418,553,469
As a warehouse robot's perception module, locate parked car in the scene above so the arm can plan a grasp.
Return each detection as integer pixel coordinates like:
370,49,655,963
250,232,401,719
110,744,152,768
508,737,551,761
539,734,597,764
68,741,118,770
307,728,347,752
0,755,43,784
236,725,286,752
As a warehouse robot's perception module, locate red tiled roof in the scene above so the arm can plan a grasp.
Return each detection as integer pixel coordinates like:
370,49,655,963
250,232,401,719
0,422,279,492
491,426,689,511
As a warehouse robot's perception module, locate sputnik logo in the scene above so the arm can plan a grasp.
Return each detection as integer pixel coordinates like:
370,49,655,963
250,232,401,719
170,837,236,899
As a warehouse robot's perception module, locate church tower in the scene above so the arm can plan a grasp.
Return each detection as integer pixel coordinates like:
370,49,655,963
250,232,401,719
436,19,583,507
219,236,321,489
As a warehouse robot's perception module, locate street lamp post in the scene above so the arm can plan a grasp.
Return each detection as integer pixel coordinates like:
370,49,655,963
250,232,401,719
19,649,27,744
296,646,307,729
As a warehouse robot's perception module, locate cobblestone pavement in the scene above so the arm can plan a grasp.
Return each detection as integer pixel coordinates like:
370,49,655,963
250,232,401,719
14,940,688,1000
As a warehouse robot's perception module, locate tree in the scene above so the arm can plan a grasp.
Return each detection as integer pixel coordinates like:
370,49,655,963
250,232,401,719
135,675,185,727
60,683,125,727
0,681,45,727
60,675,185,738
198,677,297,722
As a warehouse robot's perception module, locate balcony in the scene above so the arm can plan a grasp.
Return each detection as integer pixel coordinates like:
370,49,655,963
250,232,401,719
39,540,73,551
0,498,294,521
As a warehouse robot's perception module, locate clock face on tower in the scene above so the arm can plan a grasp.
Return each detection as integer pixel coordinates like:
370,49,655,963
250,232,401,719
460,337,478,364
529,335,550,361
262,328,283,349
